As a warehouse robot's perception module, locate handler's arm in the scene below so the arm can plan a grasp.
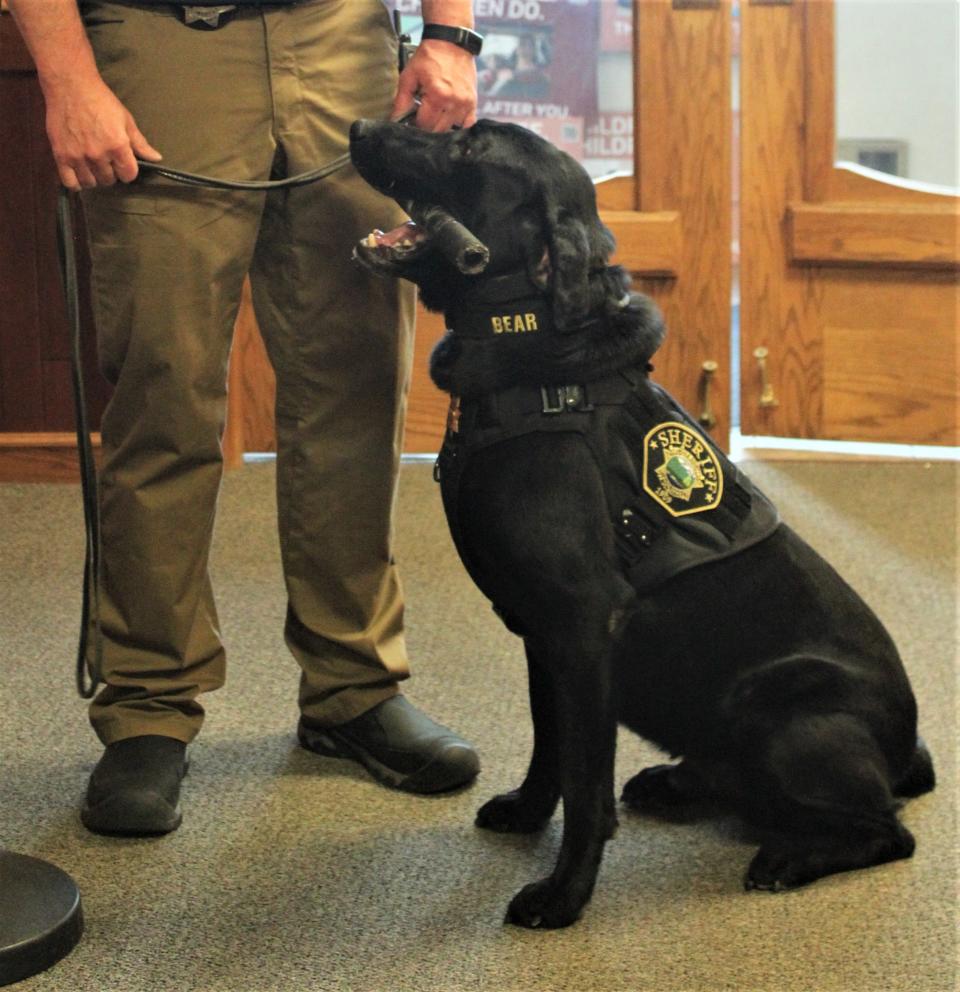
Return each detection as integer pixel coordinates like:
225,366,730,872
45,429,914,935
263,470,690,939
7,0,161,190
393,0,478,132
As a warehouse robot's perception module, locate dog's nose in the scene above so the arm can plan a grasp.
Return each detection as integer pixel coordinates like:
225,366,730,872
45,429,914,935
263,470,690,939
350,119,375,144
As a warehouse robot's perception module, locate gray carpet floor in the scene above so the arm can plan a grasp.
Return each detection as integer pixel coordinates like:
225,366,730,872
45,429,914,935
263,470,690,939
1,459,956,992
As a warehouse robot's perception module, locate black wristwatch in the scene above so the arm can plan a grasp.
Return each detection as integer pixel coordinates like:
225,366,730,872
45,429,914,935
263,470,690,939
421,23,484,57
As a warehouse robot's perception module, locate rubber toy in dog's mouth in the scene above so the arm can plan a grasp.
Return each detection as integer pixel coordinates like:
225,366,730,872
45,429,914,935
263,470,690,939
355,207,490,276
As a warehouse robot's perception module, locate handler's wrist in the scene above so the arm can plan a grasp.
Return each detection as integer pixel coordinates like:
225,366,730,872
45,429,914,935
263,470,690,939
421,24,484,57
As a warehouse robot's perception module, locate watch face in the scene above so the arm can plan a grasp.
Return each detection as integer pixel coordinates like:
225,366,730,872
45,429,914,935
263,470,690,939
461,31,483,56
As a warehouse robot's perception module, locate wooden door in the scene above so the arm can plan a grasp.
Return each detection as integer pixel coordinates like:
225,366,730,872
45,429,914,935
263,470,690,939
739,0,959,445
226,0,734,459
598,0,732,447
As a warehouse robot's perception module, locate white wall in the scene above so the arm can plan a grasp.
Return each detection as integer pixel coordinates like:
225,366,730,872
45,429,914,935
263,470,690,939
835,0,960,190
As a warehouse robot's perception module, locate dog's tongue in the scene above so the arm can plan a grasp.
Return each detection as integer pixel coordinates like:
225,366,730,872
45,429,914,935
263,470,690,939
363,220,424,249
381,221,417,246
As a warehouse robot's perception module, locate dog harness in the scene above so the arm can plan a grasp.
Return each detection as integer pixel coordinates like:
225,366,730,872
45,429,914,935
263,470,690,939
434,364,781,601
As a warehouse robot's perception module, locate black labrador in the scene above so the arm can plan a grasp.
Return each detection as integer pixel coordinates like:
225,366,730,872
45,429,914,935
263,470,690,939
349,118,934,929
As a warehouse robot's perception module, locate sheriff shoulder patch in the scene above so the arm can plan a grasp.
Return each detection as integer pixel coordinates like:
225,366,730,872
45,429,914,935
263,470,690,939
642,421,723,517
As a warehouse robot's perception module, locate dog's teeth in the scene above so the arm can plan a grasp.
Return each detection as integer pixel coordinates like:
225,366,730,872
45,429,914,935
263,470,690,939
364,233,378,248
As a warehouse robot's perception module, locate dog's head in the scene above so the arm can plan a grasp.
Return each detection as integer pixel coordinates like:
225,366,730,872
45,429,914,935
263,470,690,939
349,118,619,329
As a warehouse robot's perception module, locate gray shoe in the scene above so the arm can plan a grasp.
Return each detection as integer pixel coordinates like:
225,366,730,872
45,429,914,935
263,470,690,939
81,736,188,836
298,696,479,794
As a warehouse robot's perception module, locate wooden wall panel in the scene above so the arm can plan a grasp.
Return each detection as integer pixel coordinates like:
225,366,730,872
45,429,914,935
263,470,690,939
224,279,276,467
0,14,109,442
820,272,959,445
0,67,45,431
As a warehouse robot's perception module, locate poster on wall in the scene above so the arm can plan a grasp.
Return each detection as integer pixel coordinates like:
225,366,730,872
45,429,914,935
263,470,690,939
390,0,634,178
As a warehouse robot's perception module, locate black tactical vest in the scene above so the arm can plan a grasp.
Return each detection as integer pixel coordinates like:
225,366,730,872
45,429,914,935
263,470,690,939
434,367,781,602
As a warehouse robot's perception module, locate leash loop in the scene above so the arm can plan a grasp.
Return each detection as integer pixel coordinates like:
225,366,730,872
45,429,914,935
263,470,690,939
56,188,103,699
135,107,418,191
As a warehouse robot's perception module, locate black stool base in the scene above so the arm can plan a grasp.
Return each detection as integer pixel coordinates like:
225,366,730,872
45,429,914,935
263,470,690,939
0,851,83,987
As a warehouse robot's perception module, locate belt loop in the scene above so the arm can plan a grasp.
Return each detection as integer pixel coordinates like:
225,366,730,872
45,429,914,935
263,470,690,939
540,385,564,414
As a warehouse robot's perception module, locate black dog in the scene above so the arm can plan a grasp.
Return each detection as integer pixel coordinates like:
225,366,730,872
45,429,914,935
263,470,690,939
349,118,934,929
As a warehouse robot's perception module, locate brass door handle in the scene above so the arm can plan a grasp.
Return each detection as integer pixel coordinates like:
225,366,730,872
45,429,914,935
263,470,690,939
698,359,718,429
753,347,778,408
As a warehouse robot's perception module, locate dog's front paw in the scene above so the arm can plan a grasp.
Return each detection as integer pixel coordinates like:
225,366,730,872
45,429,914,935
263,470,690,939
476,789,556,834
505,878,583,929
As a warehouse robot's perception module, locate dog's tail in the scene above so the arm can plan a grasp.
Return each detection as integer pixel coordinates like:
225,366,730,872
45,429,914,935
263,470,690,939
895,737,936,798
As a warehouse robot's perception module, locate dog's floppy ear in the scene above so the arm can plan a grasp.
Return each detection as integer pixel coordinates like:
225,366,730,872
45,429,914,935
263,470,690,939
544,207,614,331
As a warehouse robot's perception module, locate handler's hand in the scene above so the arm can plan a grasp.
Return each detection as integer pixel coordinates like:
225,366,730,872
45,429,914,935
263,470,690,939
42,76,162,191
392,39,478,132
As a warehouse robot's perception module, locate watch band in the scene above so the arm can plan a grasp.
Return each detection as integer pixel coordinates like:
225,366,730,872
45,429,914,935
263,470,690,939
421,23,484,57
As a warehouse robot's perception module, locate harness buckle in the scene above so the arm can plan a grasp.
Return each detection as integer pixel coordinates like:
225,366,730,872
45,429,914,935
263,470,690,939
540,384,594,415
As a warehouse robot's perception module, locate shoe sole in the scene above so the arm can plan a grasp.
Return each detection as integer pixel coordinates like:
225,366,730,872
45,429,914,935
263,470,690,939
81,793,183,836
297,722,478,795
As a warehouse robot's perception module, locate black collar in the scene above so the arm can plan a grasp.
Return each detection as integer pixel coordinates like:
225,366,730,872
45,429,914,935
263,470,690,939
444,271,554,339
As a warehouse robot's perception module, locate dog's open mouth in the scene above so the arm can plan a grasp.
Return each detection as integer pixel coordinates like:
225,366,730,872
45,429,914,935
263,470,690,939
355,207,490,277
354,220,431,272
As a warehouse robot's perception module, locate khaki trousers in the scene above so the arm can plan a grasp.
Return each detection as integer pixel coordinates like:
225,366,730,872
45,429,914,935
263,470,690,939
80,0,416,743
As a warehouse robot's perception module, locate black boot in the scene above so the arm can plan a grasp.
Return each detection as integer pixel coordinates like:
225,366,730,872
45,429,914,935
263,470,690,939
81,736,188,836
298,696,479,794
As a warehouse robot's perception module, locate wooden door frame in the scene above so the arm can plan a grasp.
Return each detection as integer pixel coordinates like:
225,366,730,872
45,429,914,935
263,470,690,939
739,0,960,443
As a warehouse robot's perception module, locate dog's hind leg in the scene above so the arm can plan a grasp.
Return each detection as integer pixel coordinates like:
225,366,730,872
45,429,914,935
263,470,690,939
894,737,936,798
742,713,917,892
476,640,561,833
621,759,726,821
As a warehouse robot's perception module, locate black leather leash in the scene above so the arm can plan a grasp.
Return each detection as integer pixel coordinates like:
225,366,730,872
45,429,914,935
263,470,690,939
56,189,103,698
135,105,416,191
